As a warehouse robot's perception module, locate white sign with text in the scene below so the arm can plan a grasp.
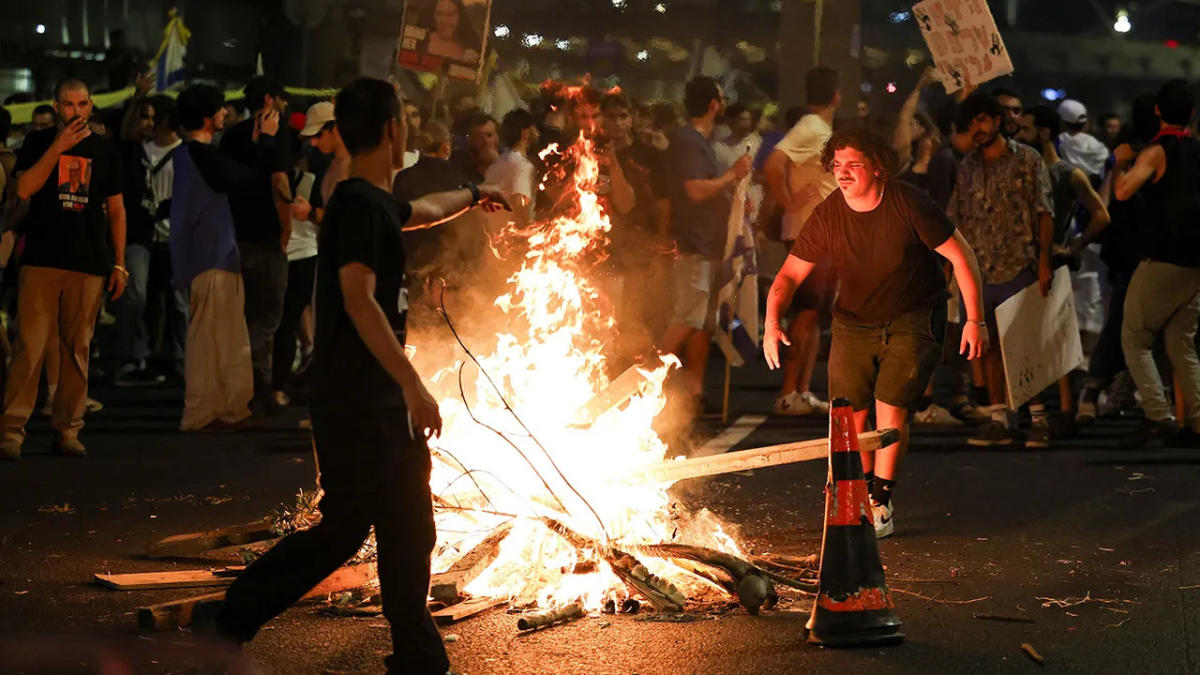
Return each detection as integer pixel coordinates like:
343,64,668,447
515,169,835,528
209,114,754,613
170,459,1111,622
995,267,1085,409
912,0,1014,92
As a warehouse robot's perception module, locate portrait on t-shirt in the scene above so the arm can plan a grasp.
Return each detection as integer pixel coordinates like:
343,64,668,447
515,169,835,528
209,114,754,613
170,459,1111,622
57,155,92,212
397,0,491,82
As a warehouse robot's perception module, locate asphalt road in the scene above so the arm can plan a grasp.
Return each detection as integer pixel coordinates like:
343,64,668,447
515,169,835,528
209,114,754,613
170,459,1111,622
0,361,1197,674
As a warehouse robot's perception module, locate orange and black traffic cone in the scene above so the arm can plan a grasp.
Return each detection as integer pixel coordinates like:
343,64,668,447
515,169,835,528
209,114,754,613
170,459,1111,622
805,397,904,647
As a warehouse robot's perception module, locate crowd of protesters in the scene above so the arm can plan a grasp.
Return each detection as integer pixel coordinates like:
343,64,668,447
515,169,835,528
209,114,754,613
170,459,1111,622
0,68,1198,513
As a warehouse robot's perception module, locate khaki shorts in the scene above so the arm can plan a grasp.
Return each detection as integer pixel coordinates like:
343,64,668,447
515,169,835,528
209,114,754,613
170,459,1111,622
670,254,716,330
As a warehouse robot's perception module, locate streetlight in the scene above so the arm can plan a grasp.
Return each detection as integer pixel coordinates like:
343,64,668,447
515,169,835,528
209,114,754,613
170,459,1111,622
1114,9,1131,34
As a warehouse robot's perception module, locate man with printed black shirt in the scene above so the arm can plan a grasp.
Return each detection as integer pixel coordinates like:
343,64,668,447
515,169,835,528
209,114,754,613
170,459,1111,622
211,77,510,674
764,127,987,538
219,76,294,416
1,78,128,460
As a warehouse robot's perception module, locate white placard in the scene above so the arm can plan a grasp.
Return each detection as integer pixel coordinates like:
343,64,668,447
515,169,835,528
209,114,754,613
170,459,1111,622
912,0,1014,93
994,267,1085,410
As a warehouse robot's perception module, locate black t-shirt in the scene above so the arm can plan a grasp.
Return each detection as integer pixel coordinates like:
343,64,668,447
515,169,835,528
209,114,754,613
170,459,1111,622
791,180,954,323
312,178,413,412
15,127,123,275
218,118,292,244
119,140,155,248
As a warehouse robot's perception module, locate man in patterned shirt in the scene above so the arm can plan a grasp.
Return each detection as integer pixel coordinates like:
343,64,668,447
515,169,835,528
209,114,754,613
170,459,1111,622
950,93,1054,447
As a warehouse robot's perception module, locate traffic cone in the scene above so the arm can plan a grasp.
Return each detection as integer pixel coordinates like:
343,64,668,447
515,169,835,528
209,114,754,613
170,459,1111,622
805,397,904,647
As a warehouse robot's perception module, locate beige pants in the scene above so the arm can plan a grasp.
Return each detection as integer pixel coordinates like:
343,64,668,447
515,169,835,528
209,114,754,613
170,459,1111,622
1,266,104,445
181,269,253,431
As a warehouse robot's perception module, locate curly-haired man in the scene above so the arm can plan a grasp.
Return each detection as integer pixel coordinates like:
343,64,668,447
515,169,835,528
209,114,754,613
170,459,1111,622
764,127,987,538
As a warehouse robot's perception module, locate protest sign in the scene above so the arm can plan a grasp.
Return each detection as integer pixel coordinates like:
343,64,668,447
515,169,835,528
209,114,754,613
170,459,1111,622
397,0,492,82
912,0,1013,92
994,267,1085,409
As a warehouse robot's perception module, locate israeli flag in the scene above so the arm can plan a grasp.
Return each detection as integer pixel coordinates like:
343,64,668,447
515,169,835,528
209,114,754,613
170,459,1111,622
154,9,190,91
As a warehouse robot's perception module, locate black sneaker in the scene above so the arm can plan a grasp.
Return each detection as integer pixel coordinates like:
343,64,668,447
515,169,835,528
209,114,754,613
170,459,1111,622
1119,418,1179,449
968,420,1015,447
1025,424,1051,448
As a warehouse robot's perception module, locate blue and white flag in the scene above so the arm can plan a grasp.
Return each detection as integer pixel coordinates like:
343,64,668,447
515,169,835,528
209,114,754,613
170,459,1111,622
154,8,190,91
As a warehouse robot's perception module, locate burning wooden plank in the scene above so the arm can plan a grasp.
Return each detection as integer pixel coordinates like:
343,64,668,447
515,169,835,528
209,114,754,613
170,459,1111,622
517,601,585,630
432,596,506,625
568,366,650,427
430,522,513,603
624,428,900,485
95,567,243,591
136,563,378,632
144,519,276,558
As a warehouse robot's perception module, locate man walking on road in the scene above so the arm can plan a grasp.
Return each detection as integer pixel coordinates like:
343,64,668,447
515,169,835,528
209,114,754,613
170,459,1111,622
764,127,987,538
210,77,510,674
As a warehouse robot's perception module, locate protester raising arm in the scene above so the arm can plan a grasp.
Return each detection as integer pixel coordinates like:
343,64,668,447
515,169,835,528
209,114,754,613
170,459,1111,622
893,67,936,167
685,153,750,204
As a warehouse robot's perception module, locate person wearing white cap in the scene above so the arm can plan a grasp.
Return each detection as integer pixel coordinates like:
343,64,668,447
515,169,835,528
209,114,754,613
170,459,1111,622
1056,99,1110,178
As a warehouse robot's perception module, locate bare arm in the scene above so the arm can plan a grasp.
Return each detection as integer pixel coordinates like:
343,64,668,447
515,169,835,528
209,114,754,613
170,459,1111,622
340,262,441,437
934,230,988,359
106,194,129,300
1115,144,1164,202
405,184,510,231
763,254,815,369
607,149,635,216
17,119,91,201
1068,168,1111,250
893,68,934,164
685,154,749,204
762,149,791,209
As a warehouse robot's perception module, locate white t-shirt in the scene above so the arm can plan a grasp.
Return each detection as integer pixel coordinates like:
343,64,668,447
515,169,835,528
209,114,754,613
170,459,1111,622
287,171,319,261
484,149,536,218
712,132,762,172
143,138,182,242
773,114,837,241
1057,131,1109,178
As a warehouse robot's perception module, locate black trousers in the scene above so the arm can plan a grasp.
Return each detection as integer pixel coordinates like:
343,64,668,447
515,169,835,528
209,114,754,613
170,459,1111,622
216,405,449,674
271,255,316,392
238,240,288,409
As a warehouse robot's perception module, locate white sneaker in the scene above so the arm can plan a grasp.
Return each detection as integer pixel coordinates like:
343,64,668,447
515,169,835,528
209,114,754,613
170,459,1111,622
914,403,964,426
872,500,895,539
798,391,830,414
774,391,814,415
86,397,103,413
1076,400,1097,424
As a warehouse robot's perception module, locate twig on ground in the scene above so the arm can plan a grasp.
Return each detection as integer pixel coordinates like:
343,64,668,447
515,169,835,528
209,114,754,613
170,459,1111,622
1021,642,1045,665
1179,584,1200,590
972,613,1034,623
891,588,989,605
1036,591,1138,609
1106,617,1131,629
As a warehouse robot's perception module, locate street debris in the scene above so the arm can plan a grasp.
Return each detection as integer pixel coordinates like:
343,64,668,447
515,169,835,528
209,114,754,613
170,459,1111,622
1021,642,1046,665
37,503,75,514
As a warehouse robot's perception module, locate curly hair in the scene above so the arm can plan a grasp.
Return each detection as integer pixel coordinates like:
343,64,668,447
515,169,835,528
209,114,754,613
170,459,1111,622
820,126,900,181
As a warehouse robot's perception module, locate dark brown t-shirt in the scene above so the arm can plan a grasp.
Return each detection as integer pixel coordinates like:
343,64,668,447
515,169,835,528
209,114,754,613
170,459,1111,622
791,180,954,323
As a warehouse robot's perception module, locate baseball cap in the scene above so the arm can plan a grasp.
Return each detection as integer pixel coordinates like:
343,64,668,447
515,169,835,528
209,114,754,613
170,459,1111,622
299,101,335,137
1057,99,1088,125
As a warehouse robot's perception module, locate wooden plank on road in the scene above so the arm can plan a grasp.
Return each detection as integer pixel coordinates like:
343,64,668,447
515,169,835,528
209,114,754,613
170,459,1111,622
626,428,900,485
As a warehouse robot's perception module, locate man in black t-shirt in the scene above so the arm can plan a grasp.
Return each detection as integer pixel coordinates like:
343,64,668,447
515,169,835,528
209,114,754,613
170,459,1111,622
219,76,294,416
212,77,509,674
0,78,128,461
764,127,987,539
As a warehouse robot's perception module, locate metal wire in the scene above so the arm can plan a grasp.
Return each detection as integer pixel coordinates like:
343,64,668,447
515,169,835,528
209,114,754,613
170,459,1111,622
439,279,610,542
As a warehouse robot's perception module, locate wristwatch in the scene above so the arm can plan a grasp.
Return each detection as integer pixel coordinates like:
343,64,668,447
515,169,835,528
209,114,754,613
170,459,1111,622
460,182,481,206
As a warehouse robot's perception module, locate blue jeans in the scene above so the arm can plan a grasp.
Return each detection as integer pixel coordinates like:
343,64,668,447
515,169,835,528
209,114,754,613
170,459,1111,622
113,243,151,366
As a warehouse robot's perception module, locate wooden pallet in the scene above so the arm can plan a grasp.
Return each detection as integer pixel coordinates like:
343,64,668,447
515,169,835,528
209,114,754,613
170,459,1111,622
95,567,244,591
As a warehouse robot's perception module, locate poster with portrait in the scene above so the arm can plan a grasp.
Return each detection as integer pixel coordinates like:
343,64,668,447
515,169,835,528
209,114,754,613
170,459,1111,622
57,155,92,212
911,0,1013,93
397,0,492,82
